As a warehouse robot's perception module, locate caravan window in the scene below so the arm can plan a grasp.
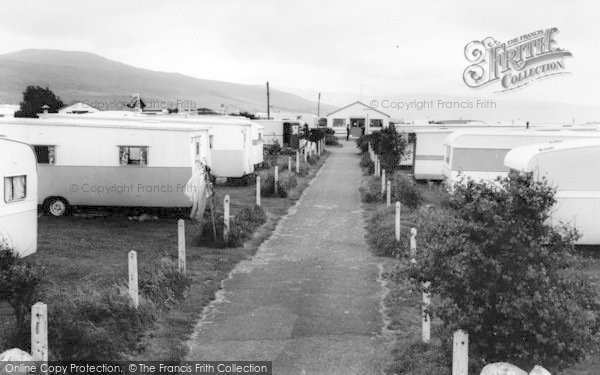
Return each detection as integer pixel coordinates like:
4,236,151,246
4,175,26,203
33,145,56,164
119,146,148,166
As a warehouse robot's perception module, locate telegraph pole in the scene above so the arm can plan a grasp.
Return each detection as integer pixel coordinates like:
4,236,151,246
317,92,321,117
266,81,270,119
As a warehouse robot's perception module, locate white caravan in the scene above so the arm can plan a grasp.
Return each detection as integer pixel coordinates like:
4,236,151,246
505,139,600,245
410,125,527,180
0,138,37,256
443,129,600,186
0,114,213,215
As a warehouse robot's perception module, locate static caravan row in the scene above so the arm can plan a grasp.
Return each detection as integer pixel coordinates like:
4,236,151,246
410,125,527,180
0,138,37,256
0,112,260,215
442,129,600,186
505,139,600,245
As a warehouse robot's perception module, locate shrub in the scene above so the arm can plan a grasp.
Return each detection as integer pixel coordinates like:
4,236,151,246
364,205,411,257
359,175,383,203
359,152,375,174
355,134,369,153
325,134,340,146
389,172,424,209
196,205,267,247
307,155,319,165
277,170,298,197
0,247,44,343
359,173,423,208
409,173,600,370
139,257,192,308
48,287,156,360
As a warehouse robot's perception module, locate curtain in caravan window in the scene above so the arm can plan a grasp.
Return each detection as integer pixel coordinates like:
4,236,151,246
4,176,26,202
4,177,11,202
13,176,26,200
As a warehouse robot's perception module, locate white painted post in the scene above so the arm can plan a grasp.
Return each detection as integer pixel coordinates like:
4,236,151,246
296,151,300,173
31,302,48,363
386,181,391,206
410,227,417,263
223,194,230,242
274,166,279,192
256,176,261,206
452,330,469,375
128,250,139,309
374,156,379,176
288,156,292,171
395,202,401,242
381,169,386,195
422,281,431,344
177,219,186,274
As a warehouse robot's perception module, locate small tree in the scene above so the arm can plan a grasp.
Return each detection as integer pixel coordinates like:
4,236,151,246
14,85,64,118
0,247,45,346
356,125,407,172
410,173,600,370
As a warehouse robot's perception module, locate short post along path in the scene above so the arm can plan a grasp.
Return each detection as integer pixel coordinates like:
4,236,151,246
187,142,390,374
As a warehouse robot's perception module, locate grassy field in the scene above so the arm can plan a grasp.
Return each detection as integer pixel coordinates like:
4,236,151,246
0,151,329,359
359,168,600,374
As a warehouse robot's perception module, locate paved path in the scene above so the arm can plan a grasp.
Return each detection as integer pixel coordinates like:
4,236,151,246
187,142,389,374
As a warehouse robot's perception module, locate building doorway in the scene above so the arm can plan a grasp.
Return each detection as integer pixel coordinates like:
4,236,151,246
349,118,365,137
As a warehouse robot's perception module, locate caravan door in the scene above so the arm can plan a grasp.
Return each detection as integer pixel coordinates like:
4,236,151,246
191,134,205,167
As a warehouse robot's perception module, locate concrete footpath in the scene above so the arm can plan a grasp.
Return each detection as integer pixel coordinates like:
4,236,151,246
187,141,390,374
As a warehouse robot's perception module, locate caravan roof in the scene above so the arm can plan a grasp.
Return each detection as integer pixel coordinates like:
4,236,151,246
4,111,255,132
444,129,600,149
505,138,600,172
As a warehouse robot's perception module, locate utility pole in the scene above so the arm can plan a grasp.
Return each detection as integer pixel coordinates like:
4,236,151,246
266,81,270,119
317,92,321,117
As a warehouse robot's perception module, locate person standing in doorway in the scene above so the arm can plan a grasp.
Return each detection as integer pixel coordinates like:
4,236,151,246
346,123,350,141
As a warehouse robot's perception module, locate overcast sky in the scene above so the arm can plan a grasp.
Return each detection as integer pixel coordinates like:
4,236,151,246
0,0,598,113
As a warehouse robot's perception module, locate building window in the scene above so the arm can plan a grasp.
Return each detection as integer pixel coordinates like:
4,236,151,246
33,145,56,164
4,175,26,203
119,146,148,165
370,119,383,128
332,118,345,127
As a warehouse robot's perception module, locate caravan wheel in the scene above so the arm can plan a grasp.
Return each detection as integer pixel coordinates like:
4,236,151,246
46,197,69,217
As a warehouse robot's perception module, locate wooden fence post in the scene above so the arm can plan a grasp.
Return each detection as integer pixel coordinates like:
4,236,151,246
177,219,186,274
381,169,386,195
422,281,431,344
452,330,469,375
223,194,230,242
296,151,300,173
288,156,292,171
128,250,139,309
395,202,401,241
410,228,417,263
256,176,261,207
386,181,391,206
274,166,279,192
31,302,48,363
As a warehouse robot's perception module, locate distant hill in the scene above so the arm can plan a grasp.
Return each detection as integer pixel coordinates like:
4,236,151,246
0,49,335,114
